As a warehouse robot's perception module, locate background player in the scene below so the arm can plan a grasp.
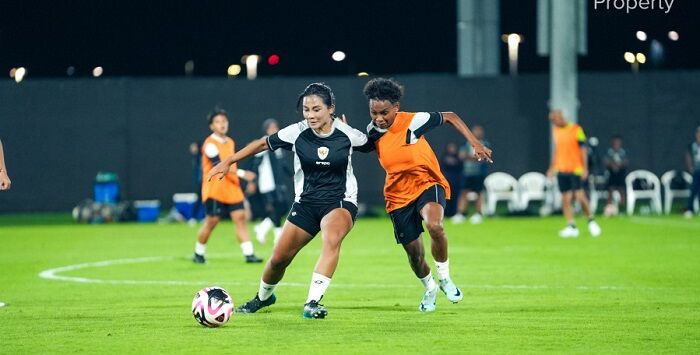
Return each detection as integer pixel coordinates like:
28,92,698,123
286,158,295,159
546,109,602,238
193,109,262,264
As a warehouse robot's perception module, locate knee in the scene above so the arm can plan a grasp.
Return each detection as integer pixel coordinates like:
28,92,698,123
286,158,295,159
425,220,444,237
269,253,292,271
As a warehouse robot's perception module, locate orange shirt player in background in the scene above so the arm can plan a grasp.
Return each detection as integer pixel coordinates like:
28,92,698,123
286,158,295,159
193,109,262,264
546,109,602,238
356,78,492,313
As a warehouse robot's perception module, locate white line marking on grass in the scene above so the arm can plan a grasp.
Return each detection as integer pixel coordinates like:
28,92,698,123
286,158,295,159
629,217,700,229
0,302,6,307
38,256,672,291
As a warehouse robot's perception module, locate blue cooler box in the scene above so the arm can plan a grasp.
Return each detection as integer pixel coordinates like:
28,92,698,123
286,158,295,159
134,200,161,222
173,193,203,220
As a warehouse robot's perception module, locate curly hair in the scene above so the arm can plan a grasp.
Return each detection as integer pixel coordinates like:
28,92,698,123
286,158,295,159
296,82,336,111
363,78,404,103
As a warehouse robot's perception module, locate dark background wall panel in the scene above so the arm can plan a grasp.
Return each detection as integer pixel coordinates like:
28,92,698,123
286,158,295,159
1,72,699,213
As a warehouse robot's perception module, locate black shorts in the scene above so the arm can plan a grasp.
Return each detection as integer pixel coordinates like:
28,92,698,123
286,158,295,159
204,199,245,218
388,184,446,245
607,170,626,188
287,200,358,237
557,173,584,193
462,175,486,191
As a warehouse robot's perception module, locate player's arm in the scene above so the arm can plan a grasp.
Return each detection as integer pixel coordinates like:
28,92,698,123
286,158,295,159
441,112,493,163
208,137,269,181
577,126,588,180
547,136,557,178
0,139,10,191
686,148,694,173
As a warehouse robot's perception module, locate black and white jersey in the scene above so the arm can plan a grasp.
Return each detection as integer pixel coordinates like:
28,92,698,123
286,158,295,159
266,119,368,206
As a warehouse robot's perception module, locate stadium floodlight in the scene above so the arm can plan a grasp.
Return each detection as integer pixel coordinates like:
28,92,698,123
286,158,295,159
624,52,635,64
227,64,241,77
9,68,16,78
332,51,346,62
668,31,679,41
14,67,26,83
357,72,369,77
636,53,646,64
92,67,103,77
636,31,647,41
501,33,523,75
245,55,259,80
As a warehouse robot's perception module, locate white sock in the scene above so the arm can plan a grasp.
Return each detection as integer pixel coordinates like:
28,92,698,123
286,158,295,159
194,242,206,256
258,279,277,301
435,260,450,281
419,273,437,292
306,272,332,303
240,241,254,256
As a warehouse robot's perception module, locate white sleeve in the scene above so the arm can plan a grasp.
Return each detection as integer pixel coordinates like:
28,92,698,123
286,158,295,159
203,142,219,158
336,120,368,147
267,121,305,150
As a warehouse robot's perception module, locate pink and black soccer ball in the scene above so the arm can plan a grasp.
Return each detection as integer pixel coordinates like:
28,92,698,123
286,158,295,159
191,286,234,327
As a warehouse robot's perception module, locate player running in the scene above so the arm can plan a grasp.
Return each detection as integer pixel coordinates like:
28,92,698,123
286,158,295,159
356,78,492,312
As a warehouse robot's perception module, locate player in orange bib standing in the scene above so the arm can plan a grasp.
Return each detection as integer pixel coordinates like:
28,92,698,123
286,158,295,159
193,109,263,264
546,109,602,238
357,78,492,312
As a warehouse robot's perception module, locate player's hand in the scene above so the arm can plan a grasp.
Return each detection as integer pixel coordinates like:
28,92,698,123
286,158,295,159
241,170,256,182
473,143,493,163
581,170,589,181
546,168,555,178
245,182,257,195
207,162,231,181
0,171,10,190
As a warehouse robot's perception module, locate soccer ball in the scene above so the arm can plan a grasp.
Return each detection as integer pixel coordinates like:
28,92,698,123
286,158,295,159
191,286,234,327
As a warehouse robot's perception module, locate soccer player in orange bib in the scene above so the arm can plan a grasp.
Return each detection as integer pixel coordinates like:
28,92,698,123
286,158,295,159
357,78,492,312
193,109,262,264
546,109,602,238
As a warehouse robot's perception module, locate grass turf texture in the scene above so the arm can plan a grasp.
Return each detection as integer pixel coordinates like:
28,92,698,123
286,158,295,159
0,214,698,353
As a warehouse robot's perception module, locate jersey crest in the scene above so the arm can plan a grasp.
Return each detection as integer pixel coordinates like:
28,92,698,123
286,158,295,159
317,146,329,160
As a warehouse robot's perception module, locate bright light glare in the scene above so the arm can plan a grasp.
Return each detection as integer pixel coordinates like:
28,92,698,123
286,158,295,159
636,31,647,41
636,53,646,64
332,51,346,62
668,31,679,41
624,52,636,64
93,66,103,77
227,64,241,76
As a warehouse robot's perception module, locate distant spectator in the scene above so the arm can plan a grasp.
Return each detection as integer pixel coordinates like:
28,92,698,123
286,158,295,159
684,127,700,218
440,142,463,216
452,125,490,225
603,135,628,214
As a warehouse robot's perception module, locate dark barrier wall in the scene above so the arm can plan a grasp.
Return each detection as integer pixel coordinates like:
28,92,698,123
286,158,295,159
1,72,699,213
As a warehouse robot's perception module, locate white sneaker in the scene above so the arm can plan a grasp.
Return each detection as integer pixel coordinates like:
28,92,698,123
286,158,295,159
254,224,268,244
559,225,579,238
439,278,463,303
451,214,465,224
469,213,483,225
588,220,602,237
684,210,694,219
419,286,438,312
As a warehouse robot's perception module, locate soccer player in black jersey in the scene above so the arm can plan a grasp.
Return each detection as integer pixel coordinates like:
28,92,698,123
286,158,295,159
208,83,368,319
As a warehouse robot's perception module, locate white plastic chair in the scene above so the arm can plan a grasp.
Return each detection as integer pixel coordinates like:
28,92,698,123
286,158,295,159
518,172,547,211
625,169,662,215
661,170,697,214
484,172,519,215
588,173,612,214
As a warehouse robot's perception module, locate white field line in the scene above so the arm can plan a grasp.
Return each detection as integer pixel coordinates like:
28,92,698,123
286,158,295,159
36,256,678,291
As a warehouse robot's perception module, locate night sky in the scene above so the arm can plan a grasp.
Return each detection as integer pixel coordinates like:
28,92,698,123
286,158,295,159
1,0,698,78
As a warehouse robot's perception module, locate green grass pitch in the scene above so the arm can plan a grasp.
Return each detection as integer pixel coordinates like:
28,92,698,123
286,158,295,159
0,214,698,353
